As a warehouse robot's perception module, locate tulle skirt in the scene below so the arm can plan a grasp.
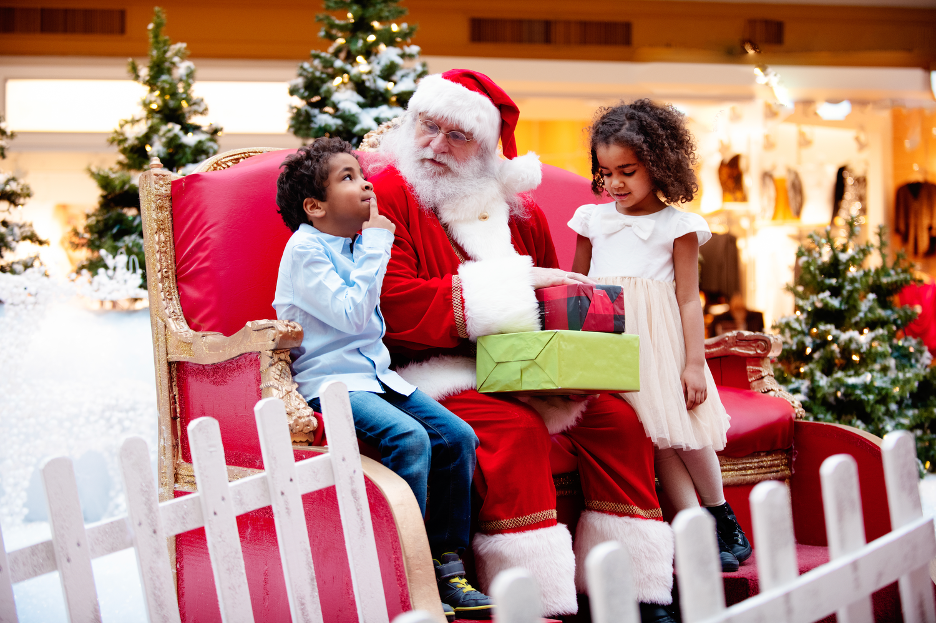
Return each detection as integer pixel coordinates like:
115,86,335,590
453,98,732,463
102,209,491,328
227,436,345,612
597,276,730,451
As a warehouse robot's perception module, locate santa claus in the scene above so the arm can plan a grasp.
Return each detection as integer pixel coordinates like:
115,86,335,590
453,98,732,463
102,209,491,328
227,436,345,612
370,69,675,621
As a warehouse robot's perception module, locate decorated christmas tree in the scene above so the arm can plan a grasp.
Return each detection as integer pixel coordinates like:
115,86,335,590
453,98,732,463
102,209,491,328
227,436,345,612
0,117,47,275
289,0,427,145
71,7,221,286
774,217,936,468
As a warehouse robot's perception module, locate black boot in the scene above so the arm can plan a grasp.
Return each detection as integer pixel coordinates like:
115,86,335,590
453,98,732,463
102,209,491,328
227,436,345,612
639,602,677,623
434,553,494,620
717,532,740,572
707,501,752,563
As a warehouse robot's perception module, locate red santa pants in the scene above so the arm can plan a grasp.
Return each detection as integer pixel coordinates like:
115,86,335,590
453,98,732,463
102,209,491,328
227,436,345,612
439,391,662,534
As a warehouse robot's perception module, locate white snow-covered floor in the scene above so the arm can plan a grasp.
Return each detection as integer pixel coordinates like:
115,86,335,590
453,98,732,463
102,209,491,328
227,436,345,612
1,295,155,622
2,294,936,622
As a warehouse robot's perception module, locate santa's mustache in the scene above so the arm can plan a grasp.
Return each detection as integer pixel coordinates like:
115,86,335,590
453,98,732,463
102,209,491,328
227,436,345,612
414,147,459,172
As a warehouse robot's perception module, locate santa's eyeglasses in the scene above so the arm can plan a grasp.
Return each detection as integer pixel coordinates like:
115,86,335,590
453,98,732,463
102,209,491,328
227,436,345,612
418,117,473,147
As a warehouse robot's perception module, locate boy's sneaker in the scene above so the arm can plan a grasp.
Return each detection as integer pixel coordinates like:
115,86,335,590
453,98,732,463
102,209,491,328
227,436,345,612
434,553,494,620
707,501,753,563
441,602,455,623
717,532,740,572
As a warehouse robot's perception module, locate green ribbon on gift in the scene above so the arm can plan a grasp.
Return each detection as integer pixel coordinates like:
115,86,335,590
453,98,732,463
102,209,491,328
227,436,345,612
477,330,640,394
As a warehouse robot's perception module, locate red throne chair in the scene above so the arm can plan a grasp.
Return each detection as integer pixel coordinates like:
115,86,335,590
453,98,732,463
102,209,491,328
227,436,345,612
139,144,899,622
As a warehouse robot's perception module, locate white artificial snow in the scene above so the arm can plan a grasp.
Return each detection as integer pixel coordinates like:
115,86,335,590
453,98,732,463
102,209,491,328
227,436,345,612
0,285,157,621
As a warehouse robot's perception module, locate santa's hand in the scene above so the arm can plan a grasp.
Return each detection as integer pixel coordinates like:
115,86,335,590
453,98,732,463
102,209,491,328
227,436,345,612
530,267,595,289
362,198,396,234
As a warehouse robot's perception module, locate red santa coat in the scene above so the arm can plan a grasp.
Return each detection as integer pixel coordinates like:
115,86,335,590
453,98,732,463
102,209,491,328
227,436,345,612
372,165,663,534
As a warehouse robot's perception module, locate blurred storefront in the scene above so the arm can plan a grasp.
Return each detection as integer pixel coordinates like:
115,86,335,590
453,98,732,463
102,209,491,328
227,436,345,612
1,0,934,328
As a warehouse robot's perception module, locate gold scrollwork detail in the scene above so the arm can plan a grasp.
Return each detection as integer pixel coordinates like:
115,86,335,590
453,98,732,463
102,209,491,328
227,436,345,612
261,349,317,434
705,330,781,359
192,147,286,173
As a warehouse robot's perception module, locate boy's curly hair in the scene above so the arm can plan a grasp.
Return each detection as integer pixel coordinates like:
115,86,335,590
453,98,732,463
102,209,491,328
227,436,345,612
587,99,698,205
276,137,356,232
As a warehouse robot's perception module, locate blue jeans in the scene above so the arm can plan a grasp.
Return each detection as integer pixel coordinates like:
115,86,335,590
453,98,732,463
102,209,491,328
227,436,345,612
311,386,478,555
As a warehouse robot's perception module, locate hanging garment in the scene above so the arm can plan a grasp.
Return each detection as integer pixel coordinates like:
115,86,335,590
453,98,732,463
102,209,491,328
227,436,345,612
699,232,740,298
760,171,776,221
831,166,868,226
894,182,936,257
897,279,936,355
718,154,748,203
772,176,795,221
787,168,804,220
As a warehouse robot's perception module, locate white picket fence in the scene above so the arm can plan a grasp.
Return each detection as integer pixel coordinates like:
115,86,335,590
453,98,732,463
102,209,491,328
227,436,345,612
4,392,935,624
418,430,933,623
0,381,388,624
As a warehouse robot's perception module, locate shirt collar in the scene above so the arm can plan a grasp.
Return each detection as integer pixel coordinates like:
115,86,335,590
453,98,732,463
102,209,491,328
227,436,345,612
298,223,354,255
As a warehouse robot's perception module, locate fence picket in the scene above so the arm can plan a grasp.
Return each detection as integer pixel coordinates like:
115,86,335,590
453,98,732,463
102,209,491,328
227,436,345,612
674,508,725,622
119,437,181,623
254,398,323,624
585,541,639,623
319,381,388,623
42,457,102,623
820,455,874,623
882,431,936,622
491,568,542,623
750,481,798,594
0,521,18,623
188,417,255,623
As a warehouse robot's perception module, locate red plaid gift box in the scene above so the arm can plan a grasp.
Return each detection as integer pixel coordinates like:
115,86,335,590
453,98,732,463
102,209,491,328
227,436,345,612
536,284,626,333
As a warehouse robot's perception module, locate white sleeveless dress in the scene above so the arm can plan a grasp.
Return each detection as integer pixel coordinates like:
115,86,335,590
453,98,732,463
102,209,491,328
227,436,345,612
568,203,730,451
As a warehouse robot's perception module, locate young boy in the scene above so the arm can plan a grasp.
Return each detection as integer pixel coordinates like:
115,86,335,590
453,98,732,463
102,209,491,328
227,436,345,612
273,138,493,621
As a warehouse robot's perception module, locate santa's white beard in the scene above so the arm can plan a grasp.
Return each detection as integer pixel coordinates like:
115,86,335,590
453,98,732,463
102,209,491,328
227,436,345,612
382,118,500,212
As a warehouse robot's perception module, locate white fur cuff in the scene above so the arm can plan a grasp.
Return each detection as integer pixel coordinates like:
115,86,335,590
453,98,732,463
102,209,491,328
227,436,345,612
474,523,578,616
395,355,476,401
458,255,540,340
573,510,674,605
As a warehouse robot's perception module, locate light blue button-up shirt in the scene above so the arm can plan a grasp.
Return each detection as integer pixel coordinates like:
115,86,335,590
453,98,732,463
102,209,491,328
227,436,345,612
273,223,416,401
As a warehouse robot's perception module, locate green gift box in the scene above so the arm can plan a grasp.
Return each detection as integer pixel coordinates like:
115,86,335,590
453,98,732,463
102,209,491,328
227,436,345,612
476,330,640,395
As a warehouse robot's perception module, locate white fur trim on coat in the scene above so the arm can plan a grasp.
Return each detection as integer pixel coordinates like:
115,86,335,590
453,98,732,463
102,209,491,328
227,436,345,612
518,395,590,434
407,74,501,154
438,184,514,262
395,355,476,401
474,524,578,616
573,510,674,605
458,255,540,340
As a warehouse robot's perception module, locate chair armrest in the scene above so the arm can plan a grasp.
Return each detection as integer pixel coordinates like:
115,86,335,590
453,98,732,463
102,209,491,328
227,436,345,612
704,330,781,359
705,330,805,419
166,318,302,364
169,319,317,438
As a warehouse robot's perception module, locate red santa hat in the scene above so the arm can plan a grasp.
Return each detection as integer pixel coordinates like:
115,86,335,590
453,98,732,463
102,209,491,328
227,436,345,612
407,68,520,158
406,69,542,194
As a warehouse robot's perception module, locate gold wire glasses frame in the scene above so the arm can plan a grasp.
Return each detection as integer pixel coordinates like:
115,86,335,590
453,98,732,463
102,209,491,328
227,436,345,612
418,117,473,147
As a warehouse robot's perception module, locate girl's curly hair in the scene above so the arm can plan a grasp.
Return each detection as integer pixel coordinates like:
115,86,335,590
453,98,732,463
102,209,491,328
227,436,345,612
276,137,356,232
587,99,699,204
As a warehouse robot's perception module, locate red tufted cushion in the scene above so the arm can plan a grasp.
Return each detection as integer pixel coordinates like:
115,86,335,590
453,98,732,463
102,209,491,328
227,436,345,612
719,386,794,457
173,150,297,336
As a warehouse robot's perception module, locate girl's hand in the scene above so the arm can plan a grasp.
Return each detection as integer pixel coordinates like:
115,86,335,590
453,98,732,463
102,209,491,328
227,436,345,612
530,267,596,289
681,364,707,410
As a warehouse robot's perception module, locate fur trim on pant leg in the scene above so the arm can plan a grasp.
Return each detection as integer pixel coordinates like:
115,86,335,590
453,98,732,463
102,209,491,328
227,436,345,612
473,524,578,616
573,510,674,605
517,395,590,434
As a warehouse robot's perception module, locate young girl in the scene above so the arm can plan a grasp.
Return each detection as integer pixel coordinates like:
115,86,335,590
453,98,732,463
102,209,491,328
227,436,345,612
569,100,751,572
